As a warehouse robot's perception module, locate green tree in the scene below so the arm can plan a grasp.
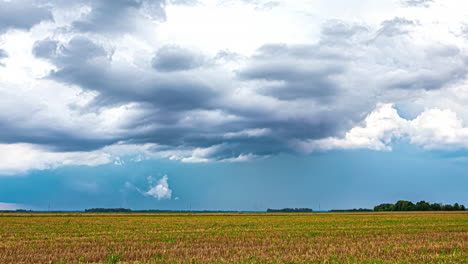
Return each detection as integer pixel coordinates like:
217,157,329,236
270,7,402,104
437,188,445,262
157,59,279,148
394,200,415,211
415,201,430,211
442,204,454,211
374,203,394,211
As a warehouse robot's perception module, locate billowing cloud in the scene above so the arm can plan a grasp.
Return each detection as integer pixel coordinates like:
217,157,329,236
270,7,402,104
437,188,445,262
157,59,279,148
376,17,417,38
0,143,111,176
238,43,344,100
70,0,166,33
2,0,468,175
152,45,206,72
145,175,172,200
298,103,468,152
34,36,217,111
0,0,53,34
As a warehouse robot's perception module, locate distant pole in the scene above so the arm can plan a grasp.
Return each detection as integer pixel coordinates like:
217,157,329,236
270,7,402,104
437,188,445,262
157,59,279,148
48,201,50,212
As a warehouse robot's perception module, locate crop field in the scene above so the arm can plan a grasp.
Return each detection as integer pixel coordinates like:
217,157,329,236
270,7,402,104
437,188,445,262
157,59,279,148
0,212,466,264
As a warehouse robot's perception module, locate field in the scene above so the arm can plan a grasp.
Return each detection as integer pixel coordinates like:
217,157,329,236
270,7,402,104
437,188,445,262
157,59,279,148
0,212,466,264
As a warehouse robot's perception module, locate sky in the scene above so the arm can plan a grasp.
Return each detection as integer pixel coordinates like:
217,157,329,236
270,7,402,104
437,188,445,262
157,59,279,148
0,0,467,211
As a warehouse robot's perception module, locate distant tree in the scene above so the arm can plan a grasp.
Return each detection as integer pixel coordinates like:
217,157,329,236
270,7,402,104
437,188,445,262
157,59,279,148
415,201,430,211
373,201,465,212
330,208,373,212
374,203,395,212
85,208,132,213
442,204,454,211
430,203,442,211
267,208,313,213
394,200,415,211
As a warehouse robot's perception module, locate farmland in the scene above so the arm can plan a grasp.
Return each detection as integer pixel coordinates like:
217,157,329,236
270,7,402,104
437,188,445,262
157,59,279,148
0,212,466,264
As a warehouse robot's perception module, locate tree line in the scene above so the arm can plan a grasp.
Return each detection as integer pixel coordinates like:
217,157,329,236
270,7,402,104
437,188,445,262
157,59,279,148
267,208,313,213
374,200,466,211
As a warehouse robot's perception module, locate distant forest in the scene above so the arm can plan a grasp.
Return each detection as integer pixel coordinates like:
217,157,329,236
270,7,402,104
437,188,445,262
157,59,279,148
374,200,466,211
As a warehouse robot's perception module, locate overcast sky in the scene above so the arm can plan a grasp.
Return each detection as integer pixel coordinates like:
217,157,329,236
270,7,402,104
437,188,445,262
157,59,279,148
1,0,467,210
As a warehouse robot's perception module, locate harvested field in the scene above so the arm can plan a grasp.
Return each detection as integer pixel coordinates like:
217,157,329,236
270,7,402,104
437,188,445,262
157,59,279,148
0,212,466,263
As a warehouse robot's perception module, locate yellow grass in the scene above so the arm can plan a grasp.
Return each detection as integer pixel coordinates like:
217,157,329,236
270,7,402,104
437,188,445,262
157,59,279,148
0,212,466,263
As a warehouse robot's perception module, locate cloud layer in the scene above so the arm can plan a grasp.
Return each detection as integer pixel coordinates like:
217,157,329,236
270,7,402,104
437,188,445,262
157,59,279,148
2,0,468,175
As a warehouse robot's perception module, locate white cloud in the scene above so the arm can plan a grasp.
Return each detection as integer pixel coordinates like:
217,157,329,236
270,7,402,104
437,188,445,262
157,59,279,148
0,202,29,210
298,104,407,152
223,128,271,139
407,108,468,150
0,143,111,176
0,141,258,176
299,103,468,152
145,175,172,200
221,153,259,162
180,144,223,163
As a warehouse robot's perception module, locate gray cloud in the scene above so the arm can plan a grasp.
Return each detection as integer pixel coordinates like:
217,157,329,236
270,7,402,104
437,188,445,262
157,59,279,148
238,43,347,100
152,45,206,72
386,67,467,91
27,17,468,159
34,37,216,110
32,39,58,58
376,17,417,38
0,49,7,66
29,36,221,151
401,0,433,8
2,0,468,164
169,0,199,6
0,121,116,152
0,0,53,34
71,0,165,33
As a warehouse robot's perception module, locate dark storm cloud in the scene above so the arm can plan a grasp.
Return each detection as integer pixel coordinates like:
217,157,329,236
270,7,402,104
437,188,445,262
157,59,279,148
238,41,348,101
239,60,342,100
34,36,216,111
0,119,116,152
29,37,224,152
236,21,367,101
152,45,205,72
70,0,165,33
18,14,468,161
387,67,468,90
0,0,53,34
